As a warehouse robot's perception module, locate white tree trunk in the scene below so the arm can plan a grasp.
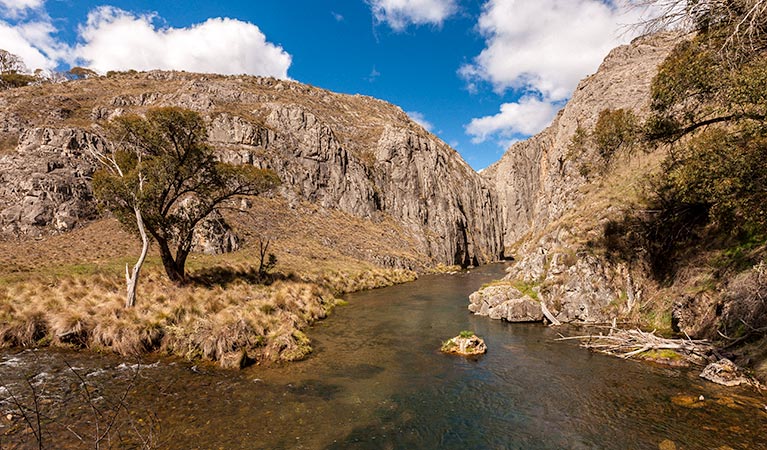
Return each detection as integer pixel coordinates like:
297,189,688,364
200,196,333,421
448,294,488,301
125,205,149,308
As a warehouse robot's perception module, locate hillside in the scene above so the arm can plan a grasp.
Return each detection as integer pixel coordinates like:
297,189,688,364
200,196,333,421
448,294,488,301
0,71,503,268
470,30,767,382
0,71,502,366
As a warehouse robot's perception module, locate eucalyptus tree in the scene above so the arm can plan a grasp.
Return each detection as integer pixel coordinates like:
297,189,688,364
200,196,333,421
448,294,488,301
91,107,279,306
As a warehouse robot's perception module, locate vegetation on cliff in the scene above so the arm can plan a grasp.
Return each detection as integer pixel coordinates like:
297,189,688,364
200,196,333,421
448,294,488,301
470,1,767,381
586,1,767,375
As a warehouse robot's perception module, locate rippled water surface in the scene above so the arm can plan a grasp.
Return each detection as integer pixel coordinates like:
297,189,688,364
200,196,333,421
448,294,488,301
2,264,766,449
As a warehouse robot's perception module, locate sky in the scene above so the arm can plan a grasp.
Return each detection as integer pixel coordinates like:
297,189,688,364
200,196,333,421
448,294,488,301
0,0,657,170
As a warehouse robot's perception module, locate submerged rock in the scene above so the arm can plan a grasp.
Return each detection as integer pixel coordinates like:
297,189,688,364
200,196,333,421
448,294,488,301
441,332,487,356
700,358,751,387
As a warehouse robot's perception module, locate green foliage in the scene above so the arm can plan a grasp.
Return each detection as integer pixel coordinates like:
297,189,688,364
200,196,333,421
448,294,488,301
649,39,724,124
566,109,640,179
592,108,640,163
605,14,767,280
93,107,280,283
513,280,540,301
662,128,767,232
566,125,594,179
640,349,682,361
0,72,35,88
459,330,474,338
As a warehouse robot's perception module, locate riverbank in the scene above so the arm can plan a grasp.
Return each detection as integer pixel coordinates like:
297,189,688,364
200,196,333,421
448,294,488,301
0,218,418,368
2,264,765,449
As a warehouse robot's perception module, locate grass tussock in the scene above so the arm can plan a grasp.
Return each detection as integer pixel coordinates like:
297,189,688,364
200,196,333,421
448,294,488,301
0,208,419,368
0,269,344,366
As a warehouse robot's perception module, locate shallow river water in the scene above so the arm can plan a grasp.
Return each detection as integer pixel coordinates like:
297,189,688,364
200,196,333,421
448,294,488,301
1,263,766,449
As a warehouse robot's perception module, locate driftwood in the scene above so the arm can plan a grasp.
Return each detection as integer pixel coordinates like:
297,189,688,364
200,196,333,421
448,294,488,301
555,328,716,364
540,301,561,326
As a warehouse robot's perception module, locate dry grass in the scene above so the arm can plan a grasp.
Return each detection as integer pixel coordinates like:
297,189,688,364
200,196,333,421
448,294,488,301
0,197,419,368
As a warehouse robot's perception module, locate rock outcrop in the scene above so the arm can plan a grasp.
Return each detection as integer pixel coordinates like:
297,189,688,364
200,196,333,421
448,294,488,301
483,32,679,248
470,33,678,324
468,285,544,322
0,72,503,269
0,128,104,237
700,359,753,387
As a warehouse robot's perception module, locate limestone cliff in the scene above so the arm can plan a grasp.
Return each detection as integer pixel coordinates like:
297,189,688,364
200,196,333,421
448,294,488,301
0,72,503,268
472,33,678,324
483,33,678,248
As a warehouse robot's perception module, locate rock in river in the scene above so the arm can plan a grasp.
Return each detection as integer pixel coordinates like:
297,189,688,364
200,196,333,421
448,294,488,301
699,358,752,387
441,332,487,356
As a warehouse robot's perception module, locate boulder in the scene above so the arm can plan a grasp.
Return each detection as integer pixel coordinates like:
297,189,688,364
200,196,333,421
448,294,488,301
469,285,543,322
700,358,752,387
441,333,487,356
191,209,241,255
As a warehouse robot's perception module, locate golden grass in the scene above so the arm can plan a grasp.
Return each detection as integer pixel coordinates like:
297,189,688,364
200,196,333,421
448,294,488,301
0,262,412,367
0,196,420,368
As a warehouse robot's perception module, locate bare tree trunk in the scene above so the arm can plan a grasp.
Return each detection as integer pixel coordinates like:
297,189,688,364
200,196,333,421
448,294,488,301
258,238,271,274
540,299,562,326
125,206,149,308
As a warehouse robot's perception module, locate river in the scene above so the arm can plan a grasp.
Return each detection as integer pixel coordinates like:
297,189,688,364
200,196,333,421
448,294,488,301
1,263,765,449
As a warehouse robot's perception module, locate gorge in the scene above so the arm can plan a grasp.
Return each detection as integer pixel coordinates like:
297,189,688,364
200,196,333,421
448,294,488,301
1,17,767,448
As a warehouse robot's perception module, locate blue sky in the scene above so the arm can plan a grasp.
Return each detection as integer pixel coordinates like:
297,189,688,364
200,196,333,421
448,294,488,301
0,0,651,170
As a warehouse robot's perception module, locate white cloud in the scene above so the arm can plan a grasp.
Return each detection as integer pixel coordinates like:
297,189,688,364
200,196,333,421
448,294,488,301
0,0,44,19
466,96,559,143
73,7,291,77
462,0,659,148
0,19,59,70
369,0,457,31
461,0,647,101
406,110,433,131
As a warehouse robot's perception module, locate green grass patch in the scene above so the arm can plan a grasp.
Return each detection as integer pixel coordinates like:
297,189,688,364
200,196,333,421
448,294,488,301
640,349,683,361
512,280,540,301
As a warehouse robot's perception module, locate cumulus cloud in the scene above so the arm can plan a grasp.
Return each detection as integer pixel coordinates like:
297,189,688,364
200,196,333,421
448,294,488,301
461,0,647,101
466,96,559,143
73,7,291,77
369,0,457,30
0,19,60,70
462,0,655,147
0,0,44,18
406,111,434,131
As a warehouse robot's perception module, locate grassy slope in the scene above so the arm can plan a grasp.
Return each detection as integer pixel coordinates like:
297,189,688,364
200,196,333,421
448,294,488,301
0,72,457,367
0,196,424,368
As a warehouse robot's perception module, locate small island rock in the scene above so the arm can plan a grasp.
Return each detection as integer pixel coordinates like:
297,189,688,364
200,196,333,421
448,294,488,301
441,332,487,356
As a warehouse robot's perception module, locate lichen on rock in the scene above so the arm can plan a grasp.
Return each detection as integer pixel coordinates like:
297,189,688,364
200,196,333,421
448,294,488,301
441,331,487,356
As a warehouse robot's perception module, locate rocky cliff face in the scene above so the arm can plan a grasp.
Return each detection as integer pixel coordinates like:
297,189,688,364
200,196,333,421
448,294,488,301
0,128,102,236
471,33,678,324
0,72,502,268
483,33,678,248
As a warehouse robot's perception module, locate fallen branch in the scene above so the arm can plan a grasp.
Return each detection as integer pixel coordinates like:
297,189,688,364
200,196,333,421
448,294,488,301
540,301,561,326
555,328,715,364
